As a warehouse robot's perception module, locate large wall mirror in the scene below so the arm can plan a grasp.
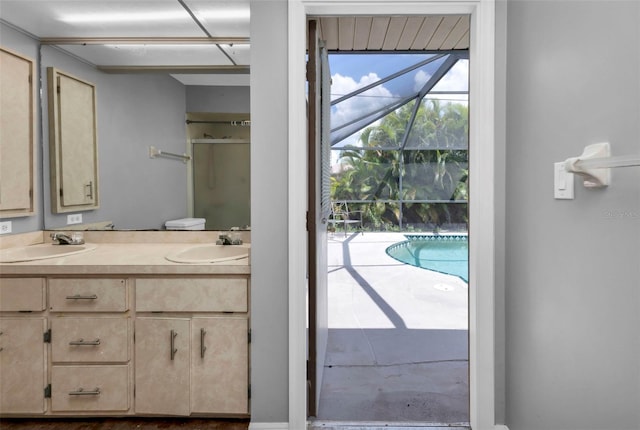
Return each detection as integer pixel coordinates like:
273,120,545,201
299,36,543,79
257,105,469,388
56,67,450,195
0,0,250,231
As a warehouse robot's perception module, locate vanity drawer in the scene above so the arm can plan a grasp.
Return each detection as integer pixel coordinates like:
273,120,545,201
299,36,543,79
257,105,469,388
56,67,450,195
0,278,46,311
49,278,128,312
50,317,130,363
51,365,130,412
136,277,248,312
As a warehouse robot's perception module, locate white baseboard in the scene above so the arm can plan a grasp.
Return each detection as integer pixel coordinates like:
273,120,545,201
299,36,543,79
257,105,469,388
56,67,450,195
248,422,508,430
248,423,289,430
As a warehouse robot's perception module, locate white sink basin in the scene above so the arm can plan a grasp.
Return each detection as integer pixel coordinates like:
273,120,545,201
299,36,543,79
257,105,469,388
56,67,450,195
166,244,249,264
0,243,98,263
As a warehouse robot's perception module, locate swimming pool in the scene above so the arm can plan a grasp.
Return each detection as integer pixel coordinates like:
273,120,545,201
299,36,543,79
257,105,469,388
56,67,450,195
385,234,469,282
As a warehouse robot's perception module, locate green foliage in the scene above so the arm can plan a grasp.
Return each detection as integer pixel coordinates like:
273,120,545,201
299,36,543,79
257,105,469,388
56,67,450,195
331,99,469,230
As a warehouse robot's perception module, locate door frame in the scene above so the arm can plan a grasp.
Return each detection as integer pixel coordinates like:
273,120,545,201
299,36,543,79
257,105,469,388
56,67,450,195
287,1,497,428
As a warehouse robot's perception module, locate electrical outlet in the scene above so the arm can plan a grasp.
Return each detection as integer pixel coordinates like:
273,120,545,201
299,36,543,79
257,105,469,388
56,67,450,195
0,221,12,235
67,213,83,225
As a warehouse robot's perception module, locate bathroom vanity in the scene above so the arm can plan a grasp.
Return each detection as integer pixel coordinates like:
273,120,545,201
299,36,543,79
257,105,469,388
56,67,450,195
0,231,250,418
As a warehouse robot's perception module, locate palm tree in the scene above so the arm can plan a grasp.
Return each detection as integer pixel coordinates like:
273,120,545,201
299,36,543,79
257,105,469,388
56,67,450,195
331,98,469,230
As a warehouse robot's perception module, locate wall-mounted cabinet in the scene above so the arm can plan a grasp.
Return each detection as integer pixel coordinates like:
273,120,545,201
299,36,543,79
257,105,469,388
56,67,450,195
0,47,36,218
47,68,99,213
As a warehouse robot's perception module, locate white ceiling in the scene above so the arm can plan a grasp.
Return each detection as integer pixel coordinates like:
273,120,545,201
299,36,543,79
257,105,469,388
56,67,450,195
0,0,251,86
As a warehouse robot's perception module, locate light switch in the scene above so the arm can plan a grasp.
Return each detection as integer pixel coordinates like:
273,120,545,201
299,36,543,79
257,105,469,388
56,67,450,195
554,162,574,199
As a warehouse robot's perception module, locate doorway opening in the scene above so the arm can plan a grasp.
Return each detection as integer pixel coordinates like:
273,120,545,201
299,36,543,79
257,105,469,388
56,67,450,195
308,16,470,426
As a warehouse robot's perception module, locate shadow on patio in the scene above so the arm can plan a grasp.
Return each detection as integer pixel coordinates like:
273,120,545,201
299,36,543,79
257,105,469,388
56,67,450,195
316,232,469,424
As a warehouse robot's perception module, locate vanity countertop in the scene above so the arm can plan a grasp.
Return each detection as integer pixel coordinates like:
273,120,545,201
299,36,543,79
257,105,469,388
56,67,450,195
0,242,250,276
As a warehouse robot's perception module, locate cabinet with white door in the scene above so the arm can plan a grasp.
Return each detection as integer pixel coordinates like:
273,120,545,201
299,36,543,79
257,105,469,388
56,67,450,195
0,266,249,418
0,278,46,414
134,277,250,416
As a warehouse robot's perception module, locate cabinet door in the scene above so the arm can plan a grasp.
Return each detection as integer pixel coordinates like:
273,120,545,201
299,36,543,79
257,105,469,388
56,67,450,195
0,48,35,218
0,318,46,414
134,318,189,416
47,67,99,213
191,317,249,415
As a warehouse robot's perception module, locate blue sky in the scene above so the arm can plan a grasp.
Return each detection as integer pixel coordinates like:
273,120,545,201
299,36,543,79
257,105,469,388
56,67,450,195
327,53,469,149
329,53,435,83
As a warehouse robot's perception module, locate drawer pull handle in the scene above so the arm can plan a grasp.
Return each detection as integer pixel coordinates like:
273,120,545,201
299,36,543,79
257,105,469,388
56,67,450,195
170,329,178,360
69,387,101,396
200,328,207,358
65,294,98,300
69,338,101,346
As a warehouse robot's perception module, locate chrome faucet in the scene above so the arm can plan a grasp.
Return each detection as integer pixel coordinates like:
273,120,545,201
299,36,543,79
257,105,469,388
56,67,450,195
216,234,242,245
50,232,85,245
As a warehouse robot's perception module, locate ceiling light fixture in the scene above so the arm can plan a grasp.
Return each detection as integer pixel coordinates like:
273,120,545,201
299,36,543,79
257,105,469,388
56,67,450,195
195,9,250,21
60,11,191,24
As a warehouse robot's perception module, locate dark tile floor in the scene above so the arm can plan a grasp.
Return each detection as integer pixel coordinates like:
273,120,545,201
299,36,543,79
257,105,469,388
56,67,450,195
0,418,250,430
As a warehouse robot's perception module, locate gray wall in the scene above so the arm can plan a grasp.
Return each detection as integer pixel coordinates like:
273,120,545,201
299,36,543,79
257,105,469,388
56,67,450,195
494,0,508,423
0,23,43,234
505,1,640,429
40,46,189,230
249,0,290,423
186,85,250,113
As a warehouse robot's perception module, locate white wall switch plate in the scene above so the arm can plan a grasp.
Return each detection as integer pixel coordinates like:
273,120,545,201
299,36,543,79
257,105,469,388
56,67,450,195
554,162,575,199
67,213,83,225
0,221,12,234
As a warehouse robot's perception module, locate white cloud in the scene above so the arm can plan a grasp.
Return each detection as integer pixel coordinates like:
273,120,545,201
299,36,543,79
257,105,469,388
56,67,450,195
328,58,469,149
432,59,469,92
414,59,469,105
413,59,468,95
330,72,378,101
330,72,396,140
413,69,432,92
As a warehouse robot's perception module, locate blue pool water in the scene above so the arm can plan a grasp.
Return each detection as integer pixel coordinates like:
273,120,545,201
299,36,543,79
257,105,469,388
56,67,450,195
385,234,469,282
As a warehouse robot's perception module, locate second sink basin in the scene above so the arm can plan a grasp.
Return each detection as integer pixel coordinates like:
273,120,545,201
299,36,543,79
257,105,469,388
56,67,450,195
165,244,249,264
0,243,98,263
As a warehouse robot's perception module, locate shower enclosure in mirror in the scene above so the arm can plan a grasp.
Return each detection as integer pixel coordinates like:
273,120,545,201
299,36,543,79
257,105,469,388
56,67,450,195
188,112,250,231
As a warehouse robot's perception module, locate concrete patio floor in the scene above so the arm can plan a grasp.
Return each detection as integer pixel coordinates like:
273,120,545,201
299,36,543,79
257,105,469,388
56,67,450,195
315,232,469,425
